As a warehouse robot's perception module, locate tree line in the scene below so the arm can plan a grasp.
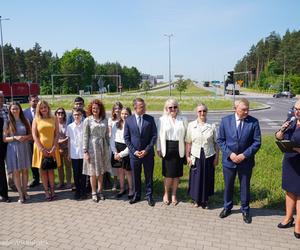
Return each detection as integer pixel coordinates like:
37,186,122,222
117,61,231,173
0,43,142,94
234,29,300,93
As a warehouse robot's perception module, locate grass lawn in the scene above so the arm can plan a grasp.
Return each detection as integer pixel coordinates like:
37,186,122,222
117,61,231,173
20,94,262,112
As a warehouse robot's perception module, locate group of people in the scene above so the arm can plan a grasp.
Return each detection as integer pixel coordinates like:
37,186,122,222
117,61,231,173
0,90,299,238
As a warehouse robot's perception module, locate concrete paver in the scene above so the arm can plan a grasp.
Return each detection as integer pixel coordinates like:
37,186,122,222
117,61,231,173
0,189,299,250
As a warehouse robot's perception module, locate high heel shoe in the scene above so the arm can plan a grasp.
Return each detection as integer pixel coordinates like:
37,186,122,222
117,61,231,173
115,189,127,198
294,231,300,239
92,192,98,203
277,217,294,228
50,187,56,201
44,190,51,202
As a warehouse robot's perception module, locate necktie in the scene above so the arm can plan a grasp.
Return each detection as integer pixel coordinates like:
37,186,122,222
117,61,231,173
138,116,142,133
237,119,243,139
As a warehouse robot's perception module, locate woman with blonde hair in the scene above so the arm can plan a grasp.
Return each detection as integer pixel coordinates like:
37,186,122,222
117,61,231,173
32,100,61,201
3,102,32,203
157,98,188,205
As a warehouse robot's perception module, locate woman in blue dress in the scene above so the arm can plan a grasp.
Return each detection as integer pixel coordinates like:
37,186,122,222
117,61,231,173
3,102,32,203
275,99,300,239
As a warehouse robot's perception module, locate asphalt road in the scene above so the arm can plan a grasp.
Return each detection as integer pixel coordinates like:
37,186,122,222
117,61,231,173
189,84,297,134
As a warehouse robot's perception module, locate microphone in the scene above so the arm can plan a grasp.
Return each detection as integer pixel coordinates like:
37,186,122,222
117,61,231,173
280,116,296,133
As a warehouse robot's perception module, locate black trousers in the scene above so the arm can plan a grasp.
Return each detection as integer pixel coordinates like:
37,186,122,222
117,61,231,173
29,143,39,183
0,160,8,199
72,159,87,195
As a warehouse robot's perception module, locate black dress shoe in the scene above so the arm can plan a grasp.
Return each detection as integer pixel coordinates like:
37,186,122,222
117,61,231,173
219,209,231,218
294,231,300,239
128,194,134,200
277,217,294,228
147,197,155,207
0,196,11,203
242,212,252,224
129,197,140,204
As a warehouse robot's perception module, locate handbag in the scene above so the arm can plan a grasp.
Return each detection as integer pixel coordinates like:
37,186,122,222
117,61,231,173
41,156,57,170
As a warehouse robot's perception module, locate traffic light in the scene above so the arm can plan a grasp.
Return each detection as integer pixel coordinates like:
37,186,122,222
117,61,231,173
227,71,234,84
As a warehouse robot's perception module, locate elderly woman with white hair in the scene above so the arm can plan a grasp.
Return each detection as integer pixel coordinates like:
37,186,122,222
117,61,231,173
186,103,219,209
157,98,188,205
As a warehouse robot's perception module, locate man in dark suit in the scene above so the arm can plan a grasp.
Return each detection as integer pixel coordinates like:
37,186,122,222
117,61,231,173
124,98,157,206
24,94,40,188
217,98,261,223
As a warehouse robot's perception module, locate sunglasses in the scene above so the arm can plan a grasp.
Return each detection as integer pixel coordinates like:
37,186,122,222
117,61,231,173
198,110,207,113
57,112,65,115
168,106,178,110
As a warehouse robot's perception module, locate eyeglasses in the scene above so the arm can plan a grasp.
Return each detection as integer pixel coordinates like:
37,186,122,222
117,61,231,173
198,110,207,113
57,112,65,115
168,106,178,110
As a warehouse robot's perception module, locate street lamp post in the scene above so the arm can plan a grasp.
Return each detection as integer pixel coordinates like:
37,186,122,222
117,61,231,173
0,16,10,83
164,34,173,96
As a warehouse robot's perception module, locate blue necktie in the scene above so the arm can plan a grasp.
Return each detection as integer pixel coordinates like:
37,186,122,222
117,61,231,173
237,120,243,139
138,116,142,133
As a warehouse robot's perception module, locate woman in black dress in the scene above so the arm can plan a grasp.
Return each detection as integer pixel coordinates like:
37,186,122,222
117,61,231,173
275,99,300,239
185,103,219,208
157,98,188,205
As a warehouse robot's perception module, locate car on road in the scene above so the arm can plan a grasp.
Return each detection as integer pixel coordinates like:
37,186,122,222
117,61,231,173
273,91,295,98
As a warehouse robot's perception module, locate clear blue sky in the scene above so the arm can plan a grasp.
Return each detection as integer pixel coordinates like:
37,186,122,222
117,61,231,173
1,0,300,82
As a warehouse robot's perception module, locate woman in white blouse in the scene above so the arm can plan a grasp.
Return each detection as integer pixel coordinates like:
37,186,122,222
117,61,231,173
110,107,134,199
157,98,188,205
185,103,219,209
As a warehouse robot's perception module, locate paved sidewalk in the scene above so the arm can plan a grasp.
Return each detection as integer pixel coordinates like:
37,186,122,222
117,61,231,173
0,189,299,250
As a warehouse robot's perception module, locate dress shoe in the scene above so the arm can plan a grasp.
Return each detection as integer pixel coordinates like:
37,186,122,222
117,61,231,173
147,197,155,207
294,231,300,239
201,202,208,209
129,197,140,204
74,192,81,200
242,212,252,224
219,209,231,218
0,196,11,203
128,194,134,200
277,217,294,228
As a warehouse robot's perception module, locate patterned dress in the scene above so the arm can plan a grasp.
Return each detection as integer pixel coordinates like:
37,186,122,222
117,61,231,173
5,120,32,173
82,116,111,176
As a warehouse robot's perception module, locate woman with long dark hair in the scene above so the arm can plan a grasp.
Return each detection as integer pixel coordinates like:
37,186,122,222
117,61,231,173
108,101,123,191
110,107,134,199
55,107,72,189
3,102,32,203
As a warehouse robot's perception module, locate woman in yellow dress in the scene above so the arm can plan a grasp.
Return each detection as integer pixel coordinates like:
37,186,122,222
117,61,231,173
32,100,61,201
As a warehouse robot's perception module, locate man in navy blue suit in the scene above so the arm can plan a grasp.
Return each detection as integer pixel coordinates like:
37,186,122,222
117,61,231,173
24,94,40,188
217,98,261,223
124,98,157,206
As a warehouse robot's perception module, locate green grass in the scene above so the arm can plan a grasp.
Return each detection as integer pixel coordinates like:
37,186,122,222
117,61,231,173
21,95,263,112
